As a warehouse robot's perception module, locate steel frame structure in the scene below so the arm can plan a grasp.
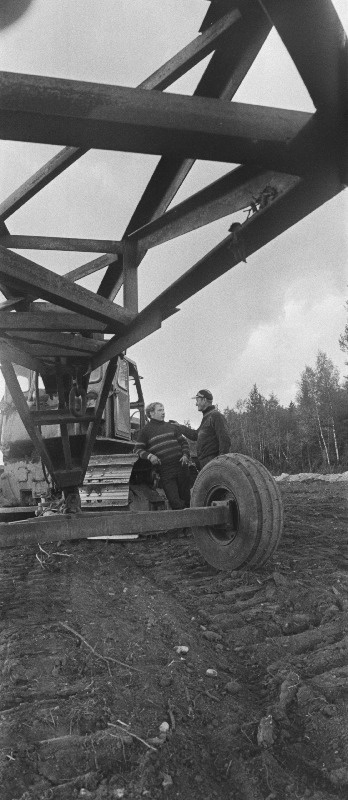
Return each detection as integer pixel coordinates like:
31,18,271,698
0,0,346,496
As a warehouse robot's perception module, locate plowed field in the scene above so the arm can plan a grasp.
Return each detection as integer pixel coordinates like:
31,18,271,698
0,480,347,800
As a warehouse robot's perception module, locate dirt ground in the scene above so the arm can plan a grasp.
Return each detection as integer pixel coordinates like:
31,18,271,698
0,480,347,800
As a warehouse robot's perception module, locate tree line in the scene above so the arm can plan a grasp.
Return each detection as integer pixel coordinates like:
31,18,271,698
223,343,348,475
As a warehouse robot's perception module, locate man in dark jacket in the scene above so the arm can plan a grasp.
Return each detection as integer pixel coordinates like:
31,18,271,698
176,389,231,469
134,401,191,509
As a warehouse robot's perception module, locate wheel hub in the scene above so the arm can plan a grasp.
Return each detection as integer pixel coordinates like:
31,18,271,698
209,486,239,543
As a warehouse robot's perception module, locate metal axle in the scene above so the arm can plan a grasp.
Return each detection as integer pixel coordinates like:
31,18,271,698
0,503,233,549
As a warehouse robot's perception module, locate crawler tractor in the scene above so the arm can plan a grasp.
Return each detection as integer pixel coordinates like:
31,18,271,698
0,353,283,570
0,357,167,517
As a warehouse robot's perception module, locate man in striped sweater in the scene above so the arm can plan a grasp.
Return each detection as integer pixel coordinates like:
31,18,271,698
134,401,191,509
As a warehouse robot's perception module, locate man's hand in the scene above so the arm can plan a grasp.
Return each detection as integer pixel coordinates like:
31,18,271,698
180,454,189,466
148,453,161,466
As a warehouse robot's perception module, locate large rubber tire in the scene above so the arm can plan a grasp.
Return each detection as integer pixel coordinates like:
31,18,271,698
190,453,283,571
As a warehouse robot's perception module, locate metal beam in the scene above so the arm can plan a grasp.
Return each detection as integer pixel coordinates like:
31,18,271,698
0,235,122,253
10,343,92,358
123,240,138,315
138,8,241,91
28,409,94,426
0,360,56,476
196,1,271,99
56,366,72,471
0,146,86,222
123,2,272,237
0,72,312,172
0,282,32,304
140,160,344,320
258,0,348,113
9,330,103,354
32,303,109,329
0,4,270,305
200,0,240,32
0,246,135,326
98,258,124,303
64,254,118,283
0,505,231,549
81,358,119,475
128,166,300,249
0,297,26,311
0,310,106,332
99,2,272,298
54,469,83,489
0,338,45,372
0,8,241,226
0,3,269,303
89,308,163,370
98,160,195,297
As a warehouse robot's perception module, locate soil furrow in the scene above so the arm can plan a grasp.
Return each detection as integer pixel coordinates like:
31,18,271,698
0,480,347,799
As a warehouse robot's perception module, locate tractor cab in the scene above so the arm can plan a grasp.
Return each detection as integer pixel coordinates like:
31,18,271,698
0,356,148,509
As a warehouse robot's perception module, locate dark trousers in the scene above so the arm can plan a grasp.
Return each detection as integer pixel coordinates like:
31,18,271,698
160,465,191,510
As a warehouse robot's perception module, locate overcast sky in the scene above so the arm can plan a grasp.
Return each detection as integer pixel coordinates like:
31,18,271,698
0,0,347,428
